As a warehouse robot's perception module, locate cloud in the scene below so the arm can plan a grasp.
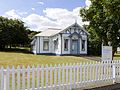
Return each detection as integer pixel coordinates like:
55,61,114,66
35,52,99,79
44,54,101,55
4,9,21,19
85,0,91,7
31,8,35,11
4,9,27,19
23,14,60,31
4,7,88,31
43,7,88,29
37,1,44,5
18,12,28,16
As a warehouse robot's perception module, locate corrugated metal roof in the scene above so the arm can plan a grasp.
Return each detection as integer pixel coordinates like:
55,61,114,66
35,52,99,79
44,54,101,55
35,28,62,37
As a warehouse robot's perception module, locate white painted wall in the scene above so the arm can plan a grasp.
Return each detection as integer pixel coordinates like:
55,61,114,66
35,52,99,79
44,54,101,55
39,36,53,54
32,34,88,55
31,38,37,54
32,45,36,54
36,35,61,55
51,35,60,54
56,34,62,55
36,37,41,54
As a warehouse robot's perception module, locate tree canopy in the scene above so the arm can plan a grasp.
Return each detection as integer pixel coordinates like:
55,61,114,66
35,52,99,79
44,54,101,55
80,0,120,55
0,16,30,49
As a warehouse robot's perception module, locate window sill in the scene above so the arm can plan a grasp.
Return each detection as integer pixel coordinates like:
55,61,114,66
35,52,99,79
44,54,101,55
64,49,68,51
43,50,49,51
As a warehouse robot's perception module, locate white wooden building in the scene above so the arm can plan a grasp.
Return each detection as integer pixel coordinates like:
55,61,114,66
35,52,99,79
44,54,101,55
31,22,89,55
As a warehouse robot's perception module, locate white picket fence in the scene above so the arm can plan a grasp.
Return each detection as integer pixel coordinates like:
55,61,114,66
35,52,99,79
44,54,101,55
1,61,120,90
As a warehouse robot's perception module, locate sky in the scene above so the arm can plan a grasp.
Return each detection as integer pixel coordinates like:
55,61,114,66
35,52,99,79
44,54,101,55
0,0,91,31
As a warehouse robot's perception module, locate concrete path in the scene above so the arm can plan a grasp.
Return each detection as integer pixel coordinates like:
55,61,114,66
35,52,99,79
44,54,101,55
73,83,120,90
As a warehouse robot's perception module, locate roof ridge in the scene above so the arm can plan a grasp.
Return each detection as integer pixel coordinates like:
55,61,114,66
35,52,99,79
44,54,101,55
47,28,61,30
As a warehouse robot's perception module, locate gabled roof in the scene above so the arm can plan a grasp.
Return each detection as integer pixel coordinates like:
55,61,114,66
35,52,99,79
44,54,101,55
35,28,62,37
35,23,89,37
68,32,81,38
61,22,90,35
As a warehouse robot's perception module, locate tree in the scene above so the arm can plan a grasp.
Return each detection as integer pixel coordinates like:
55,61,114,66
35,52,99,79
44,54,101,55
26,29,41,42
80,0,120,55
0,16,30,49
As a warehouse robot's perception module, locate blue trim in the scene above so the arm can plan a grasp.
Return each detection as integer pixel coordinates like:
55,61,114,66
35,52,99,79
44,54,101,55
69,33,81,54
70,37,72,54
39,37,40,53
78,38,80,54
35,53,87,56
68,32,81,38
60,33,62,55
71,40,78,54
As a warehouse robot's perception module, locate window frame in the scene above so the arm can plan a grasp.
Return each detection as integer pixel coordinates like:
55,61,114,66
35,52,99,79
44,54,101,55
81,40,85,51
64,39,69,51
43,40,49,51
54,39,58,51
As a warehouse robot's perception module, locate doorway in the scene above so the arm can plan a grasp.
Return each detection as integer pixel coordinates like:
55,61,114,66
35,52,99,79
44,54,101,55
72,40,78,54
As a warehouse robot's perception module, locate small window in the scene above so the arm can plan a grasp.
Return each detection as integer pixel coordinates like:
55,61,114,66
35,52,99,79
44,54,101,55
64,39,68,51
82,40,85,51
43,40,49,51
54,39,58,51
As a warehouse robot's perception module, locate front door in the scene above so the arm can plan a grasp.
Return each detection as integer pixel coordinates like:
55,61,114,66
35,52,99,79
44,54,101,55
72,40,78,54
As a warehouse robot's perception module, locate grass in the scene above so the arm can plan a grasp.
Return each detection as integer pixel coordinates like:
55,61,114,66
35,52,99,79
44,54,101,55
114,53,120,60
0,48,93,90
0,48,120,68
0,48,120,90
0,48,92,68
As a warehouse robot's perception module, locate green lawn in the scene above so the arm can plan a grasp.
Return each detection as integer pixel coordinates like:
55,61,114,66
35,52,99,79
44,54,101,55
0,50,120,90
0,51,92,67
0,48,120,68
114,53,120,60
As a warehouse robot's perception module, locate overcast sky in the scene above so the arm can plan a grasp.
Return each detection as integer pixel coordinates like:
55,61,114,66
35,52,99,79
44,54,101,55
0,0,91,31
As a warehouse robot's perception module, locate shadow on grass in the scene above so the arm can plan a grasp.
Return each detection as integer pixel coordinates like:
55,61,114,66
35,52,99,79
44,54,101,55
0,48,31,54
114,54,120,57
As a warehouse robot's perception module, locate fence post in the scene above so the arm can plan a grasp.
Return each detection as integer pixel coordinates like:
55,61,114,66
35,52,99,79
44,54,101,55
112,61,116,84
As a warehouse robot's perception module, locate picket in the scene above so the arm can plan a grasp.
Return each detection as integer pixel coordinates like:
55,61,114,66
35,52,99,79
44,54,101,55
62,64,65,90
17,66,20,90
54,64,57,90
37,65,40,90
50,64,53,90
27,66,30,90
70,63,72,90
6,67,10,90
32,66,35,90
22,66,25,90
58,64,61,90
41,65,44,89
12,66,15,90
1,61,120,90
66,63,69,89
1,67,4,90
45,65,48,90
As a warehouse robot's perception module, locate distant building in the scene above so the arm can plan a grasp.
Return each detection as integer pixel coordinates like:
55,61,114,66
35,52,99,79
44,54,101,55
31,22,89,55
